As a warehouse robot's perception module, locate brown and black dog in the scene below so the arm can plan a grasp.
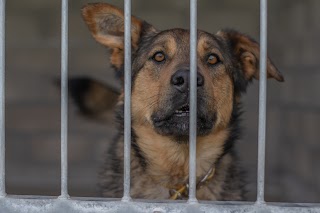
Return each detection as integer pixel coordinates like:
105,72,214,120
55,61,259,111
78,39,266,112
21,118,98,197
70,3,284,200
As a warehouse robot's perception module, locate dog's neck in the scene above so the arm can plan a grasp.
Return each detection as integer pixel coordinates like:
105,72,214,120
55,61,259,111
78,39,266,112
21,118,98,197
133,125,229,188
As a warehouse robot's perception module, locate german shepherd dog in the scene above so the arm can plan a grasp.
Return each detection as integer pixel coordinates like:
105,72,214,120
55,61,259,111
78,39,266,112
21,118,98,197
70,3,284,200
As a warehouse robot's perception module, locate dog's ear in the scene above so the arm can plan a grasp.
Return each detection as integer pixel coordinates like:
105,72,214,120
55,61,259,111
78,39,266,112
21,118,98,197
82,3,156,70
217,29,284,82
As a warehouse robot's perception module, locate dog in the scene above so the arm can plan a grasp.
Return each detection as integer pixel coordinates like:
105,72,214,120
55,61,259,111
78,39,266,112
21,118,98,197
70,3,284,200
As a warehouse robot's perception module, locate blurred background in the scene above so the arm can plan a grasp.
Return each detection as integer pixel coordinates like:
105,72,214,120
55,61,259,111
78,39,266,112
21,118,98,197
4,0,320,202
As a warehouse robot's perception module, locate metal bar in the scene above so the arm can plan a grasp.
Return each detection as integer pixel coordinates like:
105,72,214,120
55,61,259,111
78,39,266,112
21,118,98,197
0,0,5,198
60,0,69,199
256,0,267,204
188,0,198,204
122,0,132,202
1,197,320,213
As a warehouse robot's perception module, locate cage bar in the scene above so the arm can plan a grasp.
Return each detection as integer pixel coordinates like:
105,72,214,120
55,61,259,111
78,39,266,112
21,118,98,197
60,0,69,199
122,0,132,202
0,0,5,198
0,1,318,212
188,0,198,204
256,0,267,204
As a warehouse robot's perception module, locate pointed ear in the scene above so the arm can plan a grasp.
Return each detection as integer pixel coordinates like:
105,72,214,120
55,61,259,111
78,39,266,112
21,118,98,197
82,3,157,70
217,29,284,82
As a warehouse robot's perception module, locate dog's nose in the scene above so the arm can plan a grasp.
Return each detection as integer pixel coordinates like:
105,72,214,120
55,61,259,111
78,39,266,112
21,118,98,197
171,69,204,92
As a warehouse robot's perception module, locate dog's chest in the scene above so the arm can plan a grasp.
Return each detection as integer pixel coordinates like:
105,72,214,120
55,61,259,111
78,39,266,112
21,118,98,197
128,151,238,200
100,132,244,200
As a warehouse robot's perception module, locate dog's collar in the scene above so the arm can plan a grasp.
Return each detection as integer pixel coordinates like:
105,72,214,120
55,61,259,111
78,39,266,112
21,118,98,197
169,166,216,200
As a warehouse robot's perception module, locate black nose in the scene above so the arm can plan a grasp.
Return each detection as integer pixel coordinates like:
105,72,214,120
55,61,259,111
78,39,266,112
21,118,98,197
171,69,204,92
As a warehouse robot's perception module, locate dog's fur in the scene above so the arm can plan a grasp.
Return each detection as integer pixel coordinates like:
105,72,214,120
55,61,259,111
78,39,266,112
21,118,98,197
70,3,284,200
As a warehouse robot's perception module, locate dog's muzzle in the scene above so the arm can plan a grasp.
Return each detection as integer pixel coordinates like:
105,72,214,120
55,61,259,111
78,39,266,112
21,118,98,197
151,69,216,138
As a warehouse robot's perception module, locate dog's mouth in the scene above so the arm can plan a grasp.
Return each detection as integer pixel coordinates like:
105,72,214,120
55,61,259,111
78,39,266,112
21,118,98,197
151,101,215,138
173,104,189,117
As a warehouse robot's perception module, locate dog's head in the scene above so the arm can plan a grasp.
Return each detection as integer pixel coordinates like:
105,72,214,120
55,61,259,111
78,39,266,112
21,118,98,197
82,3,284,140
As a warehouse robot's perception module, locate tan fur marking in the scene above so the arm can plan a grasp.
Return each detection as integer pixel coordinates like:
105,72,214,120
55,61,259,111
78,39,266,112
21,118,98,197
110,48,124,70
163,36,177,57
131,69,160,125
211,74,234,129
134,125,229,189
198,36,224,61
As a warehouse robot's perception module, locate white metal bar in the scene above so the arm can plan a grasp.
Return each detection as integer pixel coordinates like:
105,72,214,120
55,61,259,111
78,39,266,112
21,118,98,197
122,0,132,202
256,0,267,204
0,0,5,198
188,0,198,204
60,0,69,199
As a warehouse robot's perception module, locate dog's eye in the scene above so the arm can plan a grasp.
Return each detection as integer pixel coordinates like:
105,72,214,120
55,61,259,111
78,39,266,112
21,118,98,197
207,54,220,65
152,52,166,63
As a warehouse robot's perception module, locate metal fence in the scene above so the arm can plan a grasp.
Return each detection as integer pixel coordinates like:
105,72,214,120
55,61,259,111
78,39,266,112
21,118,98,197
0,0,320,212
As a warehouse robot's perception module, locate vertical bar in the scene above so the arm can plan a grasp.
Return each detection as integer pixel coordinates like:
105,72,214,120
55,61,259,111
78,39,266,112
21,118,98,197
0,0,5,198
60,0,69,199
188,0,198,204
256,0,267,204
122,0,132,202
